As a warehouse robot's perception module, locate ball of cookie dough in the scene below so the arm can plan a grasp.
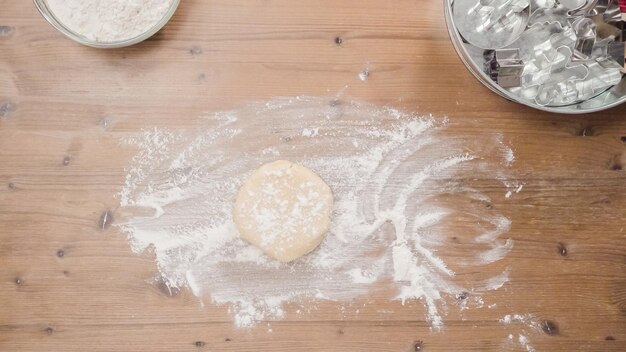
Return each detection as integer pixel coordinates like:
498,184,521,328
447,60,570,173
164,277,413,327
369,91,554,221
233,160,334,262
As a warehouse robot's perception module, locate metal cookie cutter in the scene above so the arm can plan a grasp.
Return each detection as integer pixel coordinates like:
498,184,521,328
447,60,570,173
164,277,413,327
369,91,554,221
513,22,576,65
572,17,597,60
568,60,621,103
567,0,597,17
529,1,616,27
597,0,623,25
484,48,526,87
529,2,570,26
531,46,591,105
592,36,625,64
454,0,532,49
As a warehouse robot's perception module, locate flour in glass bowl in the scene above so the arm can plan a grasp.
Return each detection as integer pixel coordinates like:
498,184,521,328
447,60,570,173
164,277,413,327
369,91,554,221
117,96,519,329
46,0,175,43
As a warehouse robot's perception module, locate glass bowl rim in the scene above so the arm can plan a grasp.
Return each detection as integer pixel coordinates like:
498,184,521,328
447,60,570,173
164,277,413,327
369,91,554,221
33,0,181,49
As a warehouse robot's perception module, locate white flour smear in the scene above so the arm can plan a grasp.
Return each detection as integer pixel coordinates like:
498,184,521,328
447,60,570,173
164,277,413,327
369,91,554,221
501,314,541,351
117,96,516,329
507,334,536,352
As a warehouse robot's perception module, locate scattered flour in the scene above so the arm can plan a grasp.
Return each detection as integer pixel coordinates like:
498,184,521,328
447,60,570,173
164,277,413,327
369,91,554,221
518,334,536,352
501,178,524,199
501,313,542,330
117,96,516,328
359,64,371,81
480,269,510,291
498,135,516,167
503,147,515,166
501,314,541,351
506,333,535,351
47,0,175,43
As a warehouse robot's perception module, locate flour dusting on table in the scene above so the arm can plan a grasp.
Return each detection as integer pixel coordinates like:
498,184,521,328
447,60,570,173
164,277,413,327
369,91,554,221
500,313,543,351
117,96,517,328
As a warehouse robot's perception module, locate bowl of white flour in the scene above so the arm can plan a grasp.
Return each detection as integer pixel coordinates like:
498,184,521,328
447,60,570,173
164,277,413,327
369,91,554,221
33,0,179,48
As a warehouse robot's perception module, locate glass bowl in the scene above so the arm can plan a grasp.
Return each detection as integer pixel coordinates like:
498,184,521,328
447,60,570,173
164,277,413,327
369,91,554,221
33,0,181,48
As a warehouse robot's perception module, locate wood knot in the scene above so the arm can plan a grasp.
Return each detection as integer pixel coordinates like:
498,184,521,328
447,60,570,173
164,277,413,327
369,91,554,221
15,277,21,285
57,249,65,258
99,117,112,130
541,320,559,336
576,126,595,137
557,243,567,257
609,153,625,171
8,182,16,190
456,291,469,300
62,156,71,166
0,101,17,118
194,341,205,347
189,46,203,56
413,340,424,351
597,197,611,205
45,327,54,335
224,338,232,342
98,210,113,230
337,328,344,335
605,336,615,341
0,25,14,37
334,36,343,45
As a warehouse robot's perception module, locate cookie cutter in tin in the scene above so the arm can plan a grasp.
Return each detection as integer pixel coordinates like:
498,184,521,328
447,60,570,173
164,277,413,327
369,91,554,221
453,0,532,49
508,17,623,106
572,17,597,59
448,0,626,111
484,49,526,87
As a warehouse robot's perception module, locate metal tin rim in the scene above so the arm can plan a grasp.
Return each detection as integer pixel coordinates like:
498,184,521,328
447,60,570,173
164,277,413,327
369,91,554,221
443,3,511,101
33,0,180,49
444,0,626,114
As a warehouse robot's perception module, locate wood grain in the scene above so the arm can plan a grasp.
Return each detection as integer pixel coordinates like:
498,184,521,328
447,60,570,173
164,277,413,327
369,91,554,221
1,0,625,351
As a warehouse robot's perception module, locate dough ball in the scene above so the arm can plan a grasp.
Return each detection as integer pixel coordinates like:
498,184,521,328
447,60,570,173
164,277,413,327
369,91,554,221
233,160,334,262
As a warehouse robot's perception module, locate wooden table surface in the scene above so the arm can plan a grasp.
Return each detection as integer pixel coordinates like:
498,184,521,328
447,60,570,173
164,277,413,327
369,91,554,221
1,1,626,351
